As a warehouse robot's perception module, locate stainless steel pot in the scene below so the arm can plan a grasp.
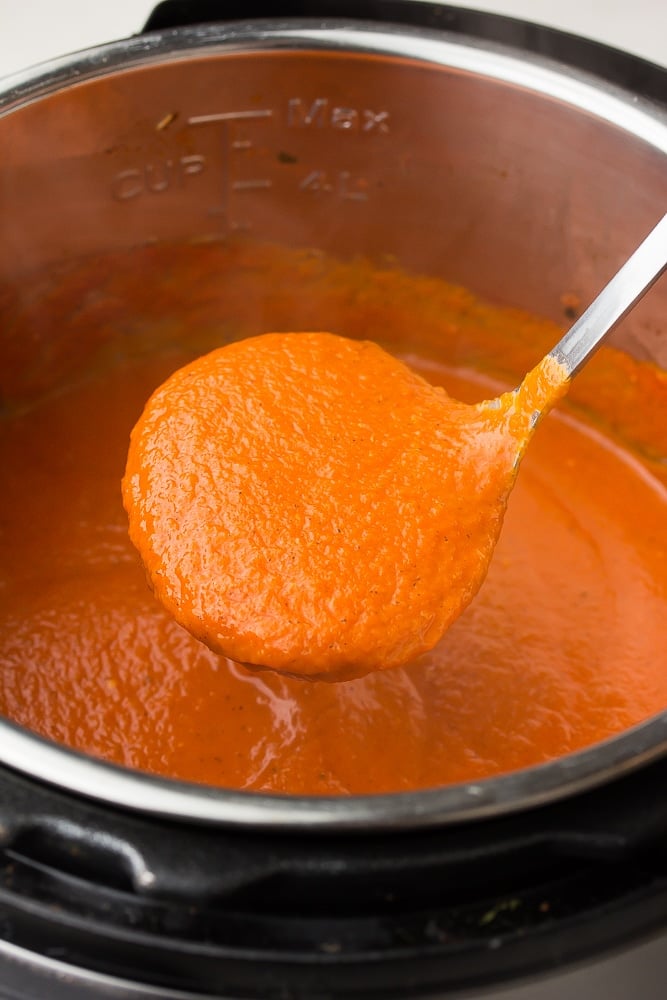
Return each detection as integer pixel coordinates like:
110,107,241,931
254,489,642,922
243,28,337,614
1,7,666,832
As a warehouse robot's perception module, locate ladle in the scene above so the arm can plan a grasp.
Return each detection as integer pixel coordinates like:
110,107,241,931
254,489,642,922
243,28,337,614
545,211,667,378
124,212,667,680
476,209,667,475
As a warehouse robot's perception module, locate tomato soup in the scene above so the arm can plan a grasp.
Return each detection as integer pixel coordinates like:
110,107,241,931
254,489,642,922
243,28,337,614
1,241,666,794
122,331,568,679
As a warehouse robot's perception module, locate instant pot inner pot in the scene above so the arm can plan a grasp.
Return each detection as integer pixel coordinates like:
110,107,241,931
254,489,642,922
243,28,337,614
1,20,667,822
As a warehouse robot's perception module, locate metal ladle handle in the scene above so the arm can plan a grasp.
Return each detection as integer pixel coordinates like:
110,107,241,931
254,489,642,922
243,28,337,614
549,212,667,378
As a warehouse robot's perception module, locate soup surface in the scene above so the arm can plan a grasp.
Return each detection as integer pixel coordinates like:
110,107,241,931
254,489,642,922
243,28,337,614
1,242,666,794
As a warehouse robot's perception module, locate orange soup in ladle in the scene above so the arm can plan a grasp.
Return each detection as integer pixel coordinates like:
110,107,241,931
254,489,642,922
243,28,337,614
123,214,667,681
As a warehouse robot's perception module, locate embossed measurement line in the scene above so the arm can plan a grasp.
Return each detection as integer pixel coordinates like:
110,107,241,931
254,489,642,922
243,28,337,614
183,109,275,230
188,110,273,125
231,179,273,191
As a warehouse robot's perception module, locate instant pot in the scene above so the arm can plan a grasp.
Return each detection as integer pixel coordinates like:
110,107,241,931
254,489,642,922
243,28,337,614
1,2,667,997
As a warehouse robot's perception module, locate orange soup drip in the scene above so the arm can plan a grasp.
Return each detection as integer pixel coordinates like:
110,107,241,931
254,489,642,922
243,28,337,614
0,243,665,794
122,334,569,679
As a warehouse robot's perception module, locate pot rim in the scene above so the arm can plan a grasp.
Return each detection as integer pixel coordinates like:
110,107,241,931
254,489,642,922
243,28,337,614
1,17,667,831
3,712,667,831
2,17,667,142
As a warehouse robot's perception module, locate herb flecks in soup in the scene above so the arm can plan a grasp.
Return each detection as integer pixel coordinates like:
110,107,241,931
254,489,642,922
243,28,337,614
123,332,568,679
0,242,666,794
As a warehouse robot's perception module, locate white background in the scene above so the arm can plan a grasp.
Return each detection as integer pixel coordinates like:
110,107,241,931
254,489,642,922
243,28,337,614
0,0,666,78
